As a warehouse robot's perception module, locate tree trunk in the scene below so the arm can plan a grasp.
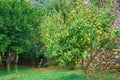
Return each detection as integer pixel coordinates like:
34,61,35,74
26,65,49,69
83,51,98,80
84,69,89,80
32,56,34,68
6,52,11,72
6,58,11,72
14,54,18,70
83,59,89,80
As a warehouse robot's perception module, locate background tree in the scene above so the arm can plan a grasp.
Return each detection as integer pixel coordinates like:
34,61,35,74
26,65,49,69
0,0,42,71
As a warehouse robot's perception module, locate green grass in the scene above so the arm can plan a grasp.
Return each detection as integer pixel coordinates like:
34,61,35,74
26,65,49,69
0,67,119,80
0,68,87,80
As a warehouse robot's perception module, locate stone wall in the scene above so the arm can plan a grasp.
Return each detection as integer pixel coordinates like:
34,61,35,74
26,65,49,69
113,0,120,28
89,0,120,71
89,49,120,71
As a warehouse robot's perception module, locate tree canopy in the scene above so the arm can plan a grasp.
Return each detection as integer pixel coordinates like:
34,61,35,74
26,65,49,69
0,0,42,54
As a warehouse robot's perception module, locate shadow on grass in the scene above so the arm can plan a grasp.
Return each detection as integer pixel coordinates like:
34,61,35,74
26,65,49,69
0,68,31,76
58,72,94,80
59,73,84,80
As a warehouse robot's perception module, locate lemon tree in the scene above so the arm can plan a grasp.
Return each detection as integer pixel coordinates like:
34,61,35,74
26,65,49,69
41,0,114,69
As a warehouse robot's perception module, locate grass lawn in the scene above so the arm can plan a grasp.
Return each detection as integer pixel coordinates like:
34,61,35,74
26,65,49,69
0,67,120,80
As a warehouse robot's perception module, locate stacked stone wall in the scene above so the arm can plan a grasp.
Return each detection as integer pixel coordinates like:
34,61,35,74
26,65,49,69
89,49,120,71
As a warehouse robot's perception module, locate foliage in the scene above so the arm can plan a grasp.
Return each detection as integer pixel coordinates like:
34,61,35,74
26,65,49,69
42,0,75,23
40,0,80,66
0,0,42,54
41,0,115,69
113,28,120,48
40,11,64,65
59,4,114,69
114,29,120,38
